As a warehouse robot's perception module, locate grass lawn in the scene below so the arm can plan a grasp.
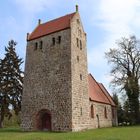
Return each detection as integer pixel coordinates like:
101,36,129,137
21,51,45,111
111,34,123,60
0,126,140,140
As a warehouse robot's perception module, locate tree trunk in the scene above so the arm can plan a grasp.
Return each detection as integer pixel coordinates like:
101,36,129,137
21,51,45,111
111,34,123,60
0,120,3,128
0,111,4,128
0,111,1,128
0,115,3,128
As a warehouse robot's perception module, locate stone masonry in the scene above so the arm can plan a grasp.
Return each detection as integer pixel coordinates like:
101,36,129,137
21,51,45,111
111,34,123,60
70,12,90,131
21,28,72,131
88,101,117,129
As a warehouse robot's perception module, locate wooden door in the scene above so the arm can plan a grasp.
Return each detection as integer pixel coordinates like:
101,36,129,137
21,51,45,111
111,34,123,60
42,113,51,131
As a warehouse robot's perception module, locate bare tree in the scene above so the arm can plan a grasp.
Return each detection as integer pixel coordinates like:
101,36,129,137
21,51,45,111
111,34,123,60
105,36,140,124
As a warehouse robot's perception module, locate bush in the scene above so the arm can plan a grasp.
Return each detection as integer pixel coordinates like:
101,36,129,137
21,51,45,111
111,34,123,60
3,111,20,127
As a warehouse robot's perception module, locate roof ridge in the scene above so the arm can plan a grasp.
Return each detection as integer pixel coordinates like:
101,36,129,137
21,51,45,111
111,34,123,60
98,83,112,105
41,12,76,25
99,83,116,106
103,84,116,106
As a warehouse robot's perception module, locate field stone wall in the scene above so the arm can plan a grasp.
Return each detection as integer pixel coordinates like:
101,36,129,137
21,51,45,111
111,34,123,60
21,29,72,131
71,13,90,131
88,101,113,129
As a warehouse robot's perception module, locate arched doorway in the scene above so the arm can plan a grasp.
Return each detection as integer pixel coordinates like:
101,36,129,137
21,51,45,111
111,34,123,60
36,109,52,131
41,113,51,130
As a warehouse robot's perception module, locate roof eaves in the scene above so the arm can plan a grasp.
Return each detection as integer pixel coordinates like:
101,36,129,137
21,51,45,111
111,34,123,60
89,97,113,106
27,27,70,41
27,24,40,41
42,12,76,25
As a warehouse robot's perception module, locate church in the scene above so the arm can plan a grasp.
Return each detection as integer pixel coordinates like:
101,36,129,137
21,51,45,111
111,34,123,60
21,6,117,132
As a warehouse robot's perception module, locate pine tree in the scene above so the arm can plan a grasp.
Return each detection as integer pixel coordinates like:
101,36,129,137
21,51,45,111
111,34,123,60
0,40,23,128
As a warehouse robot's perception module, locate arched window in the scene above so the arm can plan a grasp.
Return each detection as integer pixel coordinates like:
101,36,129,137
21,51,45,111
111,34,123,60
39,41,43,49
58,36,61,44
52,37,55,45
80,107,82,116
76,38,79,48
104,107,107,118
79,29,82,37
34,42,38,50
91,105,94,118
77,56,79,62
80,74,82,80
80,40,82,50
77,19,80,24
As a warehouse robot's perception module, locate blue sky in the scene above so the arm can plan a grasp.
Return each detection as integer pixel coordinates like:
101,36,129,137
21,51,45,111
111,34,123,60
1,0,140,93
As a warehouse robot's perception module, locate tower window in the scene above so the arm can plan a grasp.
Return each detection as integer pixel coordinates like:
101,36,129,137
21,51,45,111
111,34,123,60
52,37,55,45
104,107,107,118
80,107,82,116
91,105,94,118
79,29,82,37
39,41,43,49
58,36,61,44
80,74,82,80
76,38,79,48
34,42,38,50
77,56,79,62
77,19,80,24
80,40,82,50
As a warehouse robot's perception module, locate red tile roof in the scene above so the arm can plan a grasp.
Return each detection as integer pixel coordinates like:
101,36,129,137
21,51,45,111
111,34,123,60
28,12,76,41
98,83,116,106
88,74,116,106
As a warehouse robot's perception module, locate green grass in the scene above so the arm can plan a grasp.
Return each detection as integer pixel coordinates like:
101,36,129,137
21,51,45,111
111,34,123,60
0,126,140,140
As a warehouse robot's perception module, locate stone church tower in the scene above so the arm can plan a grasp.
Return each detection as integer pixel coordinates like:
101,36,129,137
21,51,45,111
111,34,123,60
21,6,90,131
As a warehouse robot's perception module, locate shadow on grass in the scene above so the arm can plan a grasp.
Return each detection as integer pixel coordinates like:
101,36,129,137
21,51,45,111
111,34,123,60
0,127,22,133
0,127,65,134
1,125,140,134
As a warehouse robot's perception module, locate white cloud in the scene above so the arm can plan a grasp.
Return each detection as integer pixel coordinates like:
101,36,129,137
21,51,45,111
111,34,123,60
98,0,140,34
87,0,140,92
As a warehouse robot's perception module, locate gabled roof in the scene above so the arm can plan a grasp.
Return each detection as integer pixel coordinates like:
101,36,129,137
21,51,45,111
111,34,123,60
98,83,116,106
88,74,116,106
28,12,76,41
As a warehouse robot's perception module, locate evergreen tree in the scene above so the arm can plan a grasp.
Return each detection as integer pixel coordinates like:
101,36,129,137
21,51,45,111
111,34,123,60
112,93,119,106
0,40,23,128
123,99,131,123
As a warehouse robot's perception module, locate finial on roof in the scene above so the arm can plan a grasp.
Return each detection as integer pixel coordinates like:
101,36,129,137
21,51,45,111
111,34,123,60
38,19,41,25
27,33,30,41
76,5,78,12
